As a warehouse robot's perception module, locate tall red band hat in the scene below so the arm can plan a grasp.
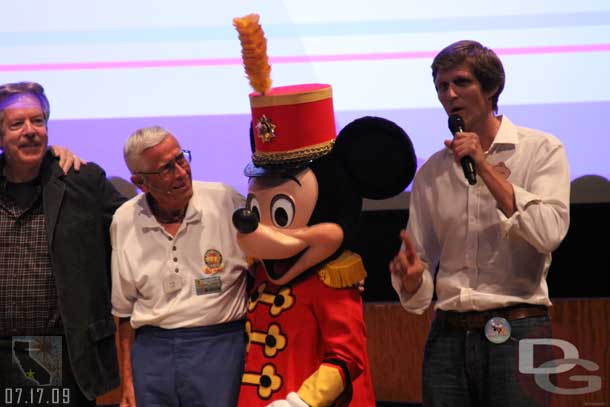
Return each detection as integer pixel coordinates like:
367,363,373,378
234,14,337,171
250,83,336,167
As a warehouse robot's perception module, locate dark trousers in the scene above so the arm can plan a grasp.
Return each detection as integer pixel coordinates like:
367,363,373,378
132,320,246,407
422,315,552,407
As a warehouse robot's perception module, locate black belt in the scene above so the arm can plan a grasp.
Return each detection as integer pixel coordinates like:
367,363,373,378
436,304,549,330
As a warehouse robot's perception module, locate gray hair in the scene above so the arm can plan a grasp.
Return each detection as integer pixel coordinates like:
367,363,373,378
124,125,172,173
0,81,50,137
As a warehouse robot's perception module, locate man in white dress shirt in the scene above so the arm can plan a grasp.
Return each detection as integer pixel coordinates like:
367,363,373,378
389,40,570,406
111,125,248,407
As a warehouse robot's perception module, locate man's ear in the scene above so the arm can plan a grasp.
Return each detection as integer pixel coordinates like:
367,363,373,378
131,174,147,191
485,85,499,100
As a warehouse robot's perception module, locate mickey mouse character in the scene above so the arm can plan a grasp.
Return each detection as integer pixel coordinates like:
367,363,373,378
232,15,416,406
232,85,416,407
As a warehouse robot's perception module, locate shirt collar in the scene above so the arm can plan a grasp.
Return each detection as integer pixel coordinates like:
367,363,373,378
136,184,201,228
183,187,202,223
488,115,519,153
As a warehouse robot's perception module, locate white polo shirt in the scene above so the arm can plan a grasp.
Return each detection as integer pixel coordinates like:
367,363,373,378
111,181,248,329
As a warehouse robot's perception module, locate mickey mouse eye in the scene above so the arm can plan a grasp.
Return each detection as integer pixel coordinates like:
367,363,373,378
249,196,261,222
270,194,295,228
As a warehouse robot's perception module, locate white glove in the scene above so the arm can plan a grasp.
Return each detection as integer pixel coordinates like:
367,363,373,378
265,392,309,407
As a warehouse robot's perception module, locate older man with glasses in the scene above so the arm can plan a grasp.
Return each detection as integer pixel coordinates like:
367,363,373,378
111,125,248,407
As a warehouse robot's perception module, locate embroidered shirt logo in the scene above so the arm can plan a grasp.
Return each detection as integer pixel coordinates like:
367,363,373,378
203,249,225,274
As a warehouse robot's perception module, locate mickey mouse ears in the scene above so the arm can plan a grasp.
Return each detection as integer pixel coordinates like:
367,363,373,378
334,116,417,199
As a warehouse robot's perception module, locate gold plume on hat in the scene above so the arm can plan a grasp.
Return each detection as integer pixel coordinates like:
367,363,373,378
233,13,272,94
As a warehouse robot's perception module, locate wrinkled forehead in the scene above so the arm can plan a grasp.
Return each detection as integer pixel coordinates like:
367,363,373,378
0,93,42,112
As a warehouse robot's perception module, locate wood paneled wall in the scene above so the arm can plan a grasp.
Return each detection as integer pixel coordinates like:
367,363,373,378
97,299,609,406
364,299,610,406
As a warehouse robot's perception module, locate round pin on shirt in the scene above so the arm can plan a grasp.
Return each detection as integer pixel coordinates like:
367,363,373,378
484,317,511,344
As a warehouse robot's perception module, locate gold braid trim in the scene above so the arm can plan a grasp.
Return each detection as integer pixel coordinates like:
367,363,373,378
317,251,367,288
250,86,332,107
253,140,335,166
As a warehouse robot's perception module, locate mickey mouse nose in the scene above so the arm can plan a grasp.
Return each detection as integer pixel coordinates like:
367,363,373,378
232,207,259,234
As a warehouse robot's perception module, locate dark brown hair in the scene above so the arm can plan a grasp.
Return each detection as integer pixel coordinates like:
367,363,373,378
431,40,505,113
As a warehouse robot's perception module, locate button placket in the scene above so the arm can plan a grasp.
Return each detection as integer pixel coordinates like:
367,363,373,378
169,238,179,274
472,185,481,280
464,187,477,268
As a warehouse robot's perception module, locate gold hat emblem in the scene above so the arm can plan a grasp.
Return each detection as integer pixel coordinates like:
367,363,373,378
256,115,276,143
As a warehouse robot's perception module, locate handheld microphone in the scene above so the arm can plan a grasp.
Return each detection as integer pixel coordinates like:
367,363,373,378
448,114,477,185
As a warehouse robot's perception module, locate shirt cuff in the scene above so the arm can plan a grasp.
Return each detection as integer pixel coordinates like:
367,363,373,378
391,269,432,315
497,184,542,237
111,308,133,319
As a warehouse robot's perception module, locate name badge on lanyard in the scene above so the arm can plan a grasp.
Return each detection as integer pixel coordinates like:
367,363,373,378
163,274,184,294
195,275,222,295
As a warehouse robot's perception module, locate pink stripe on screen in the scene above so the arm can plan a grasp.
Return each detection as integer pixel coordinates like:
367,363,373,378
1,43,609,72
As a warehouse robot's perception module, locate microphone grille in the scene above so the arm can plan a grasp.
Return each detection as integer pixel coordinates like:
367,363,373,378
448,114,464,134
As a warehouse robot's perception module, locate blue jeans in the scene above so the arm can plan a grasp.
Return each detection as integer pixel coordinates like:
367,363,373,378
422,315,552,407
132,320,246,407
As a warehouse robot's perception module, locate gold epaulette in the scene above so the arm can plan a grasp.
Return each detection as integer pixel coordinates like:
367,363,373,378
246,257,256,268
317,251,367,288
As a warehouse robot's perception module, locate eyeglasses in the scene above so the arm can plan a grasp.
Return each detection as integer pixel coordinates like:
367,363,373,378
135,150,191,177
